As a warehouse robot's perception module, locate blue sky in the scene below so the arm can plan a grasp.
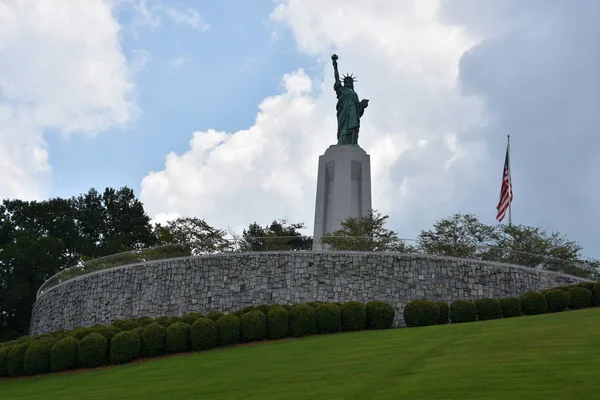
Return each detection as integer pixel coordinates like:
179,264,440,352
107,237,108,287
46,0,315,199
1,0,600,259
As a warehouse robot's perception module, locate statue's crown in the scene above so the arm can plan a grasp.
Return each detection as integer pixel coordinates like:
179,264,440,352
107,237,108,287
342,73,357,82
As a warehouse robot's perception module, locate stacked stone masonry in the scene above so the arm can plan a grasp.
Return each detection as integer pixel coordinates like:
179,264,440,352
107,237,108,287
30,252,589,335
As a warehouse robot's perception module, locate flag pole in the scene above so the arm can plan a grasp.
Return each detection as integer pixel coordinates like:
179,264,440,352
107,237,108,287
507,134,512,226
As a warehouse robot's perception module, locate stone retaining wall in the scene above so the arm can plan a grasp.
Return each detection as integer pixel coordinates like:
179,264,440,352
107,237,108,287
30,252,589,334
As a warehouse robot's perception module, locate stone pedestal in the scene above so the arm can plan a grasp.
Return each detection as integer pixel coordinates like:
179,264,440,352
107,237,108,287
312,145,372,250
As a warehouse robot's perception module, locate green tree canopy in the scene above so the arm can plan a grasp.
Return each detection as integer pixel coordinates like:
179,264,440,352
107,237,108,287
154,217,232,255
239,220,311,251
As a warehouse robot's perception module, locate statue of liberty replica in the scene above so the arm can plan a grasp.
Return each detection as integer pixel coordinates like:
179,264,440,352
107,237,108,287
331,54,369,145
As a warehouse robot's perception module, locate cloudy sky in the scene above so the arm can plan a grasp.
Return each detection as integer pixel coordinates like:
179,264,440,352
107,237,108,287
1,0,599,256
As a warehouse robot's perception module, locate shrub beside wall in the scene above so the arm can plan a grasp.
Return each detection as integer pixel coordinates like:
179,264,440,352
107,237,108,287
404,300,440,327
77,333,107,369
190,318,218,351
267,306,289,340
475,299,502,321
520,292,548,315
141,323,167,357
316,303,342,334
241,310,267,342
7,343,30,377
366,300,395,330
166,322,191,353
50,336,79,372
500,297,522,318
341,301,367,331
450,300,477,323
217,315,241,346
434,302,450,325
23,338,56,375
290,304,317,337
110,331,142,364
569,287,593,309
545,290,570,313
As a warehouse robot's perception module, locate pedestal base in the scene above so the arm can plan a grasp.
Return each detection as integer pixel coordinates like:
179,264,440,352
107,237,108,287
312,145,372,250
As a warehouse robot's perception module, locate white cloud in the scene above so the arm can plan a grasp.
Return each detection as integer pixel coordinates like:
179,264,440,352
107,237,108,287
168,56,185,69
0,0,139,199
165,5,209,31
140,0,489,238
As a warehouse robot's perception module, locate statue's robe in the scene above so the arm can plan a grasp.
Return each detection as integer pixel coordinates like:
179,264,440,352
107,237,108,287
334,81,366,145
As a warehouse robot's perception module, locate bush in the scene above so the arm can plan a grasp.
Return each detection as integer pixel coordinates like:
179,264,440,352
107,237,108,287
166,322,191,353
111,319,140,331
78,333,108,368
290,304,317,337
7,343,30,377
140,323,167,357
182,312,203,325
267,305,289,340
217,315,241,346
434,302,450,325
520,292,548,315
569,287,593,309
156,316,173,327
365,300,395,330
241,310,267,342
578,282,595,292
545,290,570,313
232,310,244,319
306,302,320,309
93,325,121,343
131,326,145,337
341,301,367,331
190,318,218,351
50,336,79,372
170,316,183,324
110,331,141,365
207,311,225,322
240,306,256,314
70,327,94,340
403,300,440,327
475,298,502,321
594,282,600,305
256,305,270,316
0,346,11,376
500,297,522,318
450,300,477,323
137,317,155,326
316,303,342,333
282,304,293,312
23,338,56,375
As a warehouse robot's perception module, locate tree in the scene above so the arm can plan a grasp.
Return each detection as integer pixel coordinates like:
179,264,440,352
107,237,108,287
321,210,414,252
238,220,311,251
418,213,498,258
154,217,233,255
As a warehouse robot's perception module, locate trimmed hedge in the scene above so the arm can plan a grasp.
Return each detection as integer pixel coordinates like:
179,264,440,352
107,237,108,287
450,300,477,323
475,298,502,321
594,282,600,305
166,322,191,353
240,306,256,314
7,343,30,377
256,304,271,316
50,336,79,372
366,300,395,329
404,300,440,327
241,310,267,342
545,290,570,313
316,303,342,333
156,316,173,327
290,304,317,337
341,301,366,331
569,287,593,309
93,325,121,343
267,305,289,340
78,333,107,368
500,297,522,318
207,311,225,322
110,331,141,364
578,282,595,292
23,338,56,375
520,292,548,315
190,318,218,351
434,301,450,325
70,327,94,340
111,319,140,331
181,312,203,325
137,317,155,326
170,316,183,324
217,315,241,346
0,346,11,376
141,323,167,357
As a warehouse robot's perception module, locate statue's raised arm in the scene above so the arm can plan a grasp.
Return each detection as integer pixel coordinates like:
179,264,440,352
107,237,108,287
330,54,369,146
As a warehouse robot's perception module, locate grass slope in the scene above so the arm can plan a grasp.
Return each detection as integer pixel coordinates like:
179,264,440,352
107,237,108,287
2,308,600,400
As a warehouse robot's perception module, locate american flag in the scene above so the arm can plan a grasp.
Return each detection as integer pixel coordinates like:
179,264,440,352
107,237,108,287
496,139,513,223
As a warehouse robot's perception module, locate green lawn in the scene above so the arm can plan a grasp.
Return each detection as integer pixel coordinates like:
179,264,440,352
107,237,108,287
2,308,600,400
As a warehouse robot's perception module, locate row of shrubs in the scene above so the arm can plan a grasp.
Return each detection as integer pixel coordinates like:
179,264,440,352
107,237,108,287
403,281,600,327
0,300,395,378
